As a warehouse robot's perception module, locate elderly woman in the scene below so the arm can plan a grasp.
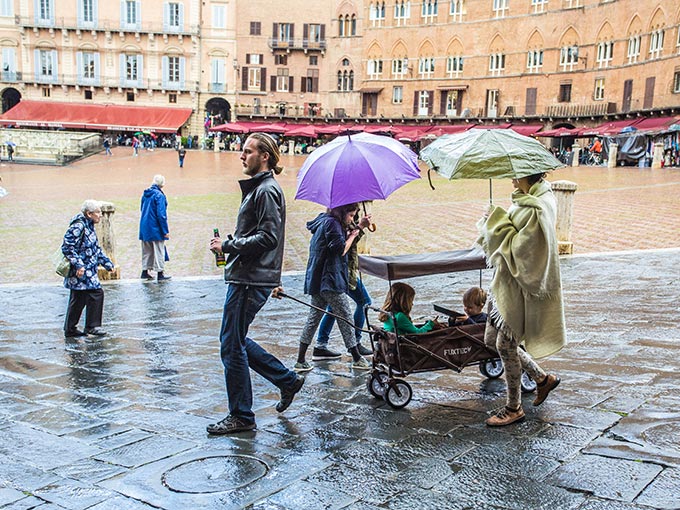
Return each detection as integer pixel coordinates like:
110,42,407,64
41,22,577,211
477,172,566,427
62,200,115,338
139,174,171,281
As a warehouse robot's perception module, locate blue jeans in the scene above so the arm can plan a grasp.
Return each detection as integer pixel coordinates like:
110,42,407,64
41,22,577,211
219,284,297,423
317,278,371,348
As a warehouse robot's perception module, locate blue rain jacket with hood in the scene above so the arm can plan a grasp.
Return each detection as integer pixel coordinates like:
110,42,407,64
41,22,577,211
139,184,169,241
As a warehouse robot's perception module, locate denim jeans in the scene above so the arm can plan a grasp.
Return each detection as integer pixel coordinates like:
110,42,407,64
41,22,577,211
219,283,297,423
317,278,372,348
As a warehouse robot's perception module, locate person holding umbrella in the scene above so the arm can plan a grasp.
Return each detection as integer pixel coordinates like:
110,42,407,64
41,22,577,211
477,172,565,426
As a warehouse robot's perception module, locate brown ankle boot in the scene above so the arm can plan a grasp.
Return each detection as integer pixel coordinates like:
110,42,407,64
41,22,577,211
533,374,560,406
486,405,525,427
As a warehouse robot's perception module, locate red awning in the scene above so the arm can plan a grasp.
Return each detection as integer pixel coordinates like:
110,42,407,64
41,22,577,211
584,119,642,136
0,100,192,133
537,127,581,138
285,124,317,137
510,124,544,136
427,124,475,137
478,123,512,130
633,116,678,133
314,124,364,135
394,126,433,141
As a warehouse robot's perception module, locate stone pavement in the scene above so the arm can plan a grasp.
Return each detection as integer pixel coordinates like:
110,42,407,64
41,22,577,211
0,248,679,509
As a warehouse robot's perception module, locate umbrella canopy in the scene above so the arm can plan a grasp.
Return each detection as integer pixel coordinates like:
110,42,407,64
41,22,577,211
420,128,564,181
5,140,16,146
295,132,420,208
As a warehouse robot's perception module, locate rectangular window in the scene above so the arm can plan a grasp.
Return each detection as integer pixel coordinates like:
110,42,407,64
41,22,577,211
394,0,410,26
309,55,318,66
127,91,135,101
38,0,52,23
594,77,605,100
627,35,641,64
531,0,546,13
167,56,180,83
449,0,463,21
367,59,383,79
84,89,93,100
392,85,403,104
276,68,289,92
418,90,430,115
527,49,543,73
278,23,293,42
564,0,581,7
169,93,177,103
125,54,138,81
649,29,664,59
82,52,96,80
418,57,435,78
39,49,54,78
124,0,138,26
308,23,322,43
673,70,680,93
247,54,261,65
210,58,225,92
248,67,261,89
0,0,13,16
369,1,385,26
2,47,16,81
596,41,613,68
560,45,579,71
421,0,437,22
489,53,505,76
493,0,508,18
81,0,94,23
167,2,181,30
42,87,51,97
559,83,572,102
274,54,287,66
392,58,408,77
250,21,261,35
446,55,463,77
212,5,226,29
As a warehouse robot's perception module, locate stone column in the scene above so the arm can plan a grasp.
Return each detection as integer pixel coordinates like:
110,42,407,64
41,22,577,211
607,143,618,168
571,144,580,167
651,142,664,169
96,202,121,280
551,180,578,255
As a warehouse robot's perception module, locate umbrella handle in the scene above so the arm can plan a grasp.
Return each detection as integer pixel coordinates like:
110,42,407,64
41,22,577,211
427,168,436,190
361,202,377,232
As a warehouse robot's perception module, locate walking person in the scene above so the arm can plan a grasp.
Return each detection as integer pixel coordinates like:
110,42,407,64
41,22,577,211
6,143,14,161
62,200,116,338
207,132,304,435
139,175,171,281
285,203,371,372
178,146,187,168
477,172,565,427
313,209,373,360
103,137,112,156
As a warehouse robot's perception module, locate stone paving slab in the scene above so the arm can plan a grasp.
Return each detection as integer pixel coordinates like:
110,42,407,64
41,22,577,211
0,249,678,509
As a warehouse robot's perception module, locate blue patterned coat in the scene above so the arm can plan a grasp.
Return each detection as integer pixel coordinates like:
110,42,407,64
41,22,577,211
61,213,114,290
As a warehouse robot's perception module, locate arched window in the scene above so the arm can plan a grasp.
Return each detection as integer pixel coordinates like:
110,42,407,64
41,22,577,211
349,70,354,90
351,14,356,35
338,16,344,36
337,71,343,90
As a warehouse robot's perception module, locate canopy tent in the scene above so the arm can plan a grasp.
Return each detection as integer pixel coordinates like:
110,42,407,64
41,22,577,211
0,100,192,133
632,116,678,134
509,124,544,136
359,248,486,281
581,119,642,137
284,124,317,137
537,127,582,138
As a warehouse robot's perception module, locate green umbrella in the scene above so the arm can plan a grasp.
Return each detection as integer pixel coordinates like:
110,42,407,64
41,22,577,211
420,128,565,203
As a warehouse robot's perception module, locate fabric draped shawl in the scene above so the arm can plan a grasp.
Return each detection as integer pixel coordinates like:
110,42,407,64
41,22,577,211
477,180,566,359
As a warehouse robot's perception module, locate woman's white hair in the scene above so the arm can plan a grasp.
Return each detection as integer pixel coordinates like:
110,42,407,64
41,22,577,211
81,199,101,213
153,174,165,187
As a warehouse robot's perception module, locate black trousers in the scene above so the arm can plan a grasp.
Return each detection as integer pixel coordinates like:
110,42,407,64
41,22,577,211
64,288,104,332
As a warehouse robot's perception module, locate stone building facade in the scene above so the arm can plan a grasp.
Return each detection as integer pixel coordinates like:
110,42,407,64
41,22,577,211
0,0,678,136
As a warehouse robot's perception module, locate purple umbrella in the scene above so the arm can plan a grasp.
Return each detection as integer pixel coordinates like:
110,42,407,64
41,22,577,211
295,132,421,208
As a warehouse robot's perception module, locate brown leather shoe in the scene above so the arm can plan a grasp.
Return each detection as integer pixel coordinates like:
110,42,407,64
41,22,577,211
486,405,526,427
533,374,560,406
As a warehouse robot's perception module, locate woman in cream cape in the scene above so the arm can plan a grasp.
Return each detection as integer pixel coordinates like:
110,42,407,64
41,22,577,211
477,172,566,426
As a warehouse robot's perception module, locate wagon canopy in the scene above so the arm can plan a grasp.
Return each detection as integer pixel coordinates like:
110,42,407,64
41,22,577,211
358,247,486,281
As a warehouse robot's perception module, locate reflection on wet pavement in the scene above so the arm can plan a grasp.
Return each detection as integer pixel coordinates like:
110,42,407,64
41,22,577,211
0,249,678,509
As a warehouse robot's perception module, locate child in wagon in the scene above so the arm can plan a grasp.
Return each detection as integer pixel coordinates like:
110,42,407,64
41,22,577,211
379,282,445,335
450,286,488,326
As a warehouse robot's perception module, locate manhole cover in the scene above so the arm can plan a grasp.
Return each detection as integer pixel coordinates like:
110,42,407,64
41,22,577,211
162,455,268,494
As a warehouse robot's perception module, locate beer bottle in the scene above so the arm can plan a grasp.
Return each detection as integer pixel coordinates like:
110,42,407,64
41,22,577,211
213,228,226,267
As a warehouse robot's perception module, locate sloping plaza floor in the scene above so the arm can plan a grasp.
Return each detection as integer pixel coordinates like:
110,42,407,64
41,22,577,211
0,148,679,509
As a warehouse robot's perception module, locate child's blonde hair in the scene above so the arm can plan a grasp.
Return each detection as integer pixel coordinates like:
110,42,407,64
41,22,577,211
463,287,487,308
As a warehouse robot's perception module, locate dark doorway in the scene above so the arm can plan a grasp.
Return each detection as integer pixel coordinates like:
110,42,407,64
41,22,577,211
643,77,655,110
205,97,231,127
622,79,633,112
1,88,21,113
362,93,378,116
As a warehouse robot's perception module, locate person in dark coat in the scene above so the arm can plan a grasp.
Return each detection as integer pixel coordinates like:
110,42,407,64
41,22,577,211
178,147,187,167
139,175,171,281
207,133,304,435
62,200,115,338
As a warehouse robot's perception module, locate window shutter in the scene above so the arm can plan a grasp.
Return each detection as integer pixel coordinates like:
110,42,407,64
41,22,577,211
525,87,537,115
135,0,141,29
303,23,308,40
94,52,101,84
76,52,83,82
242,66,248,90
162,55,168,88
272,23,278,38
119,53,125,85
413,91,419,115
300,76,306,93
92,0,99,29
290,24,294,40
270,75,276,91
439,91,447,115
49,0,55,22
77,0,83,26
259,54,264,64
289,76,294,92
33,49,39,78
428,91,434,115
163,2,169,31
312,77,318,93
643,76,655,109
261,68,267,91
179,56,185,88
179,3,184,31
320,24,325,39
137,54,143,84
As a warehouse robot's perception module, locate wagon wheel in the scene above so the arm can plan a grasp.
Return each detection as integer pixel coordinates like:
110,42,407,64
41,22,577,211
384,380,412,409
479,358,504,379
366,371,389,399
521,371,537,393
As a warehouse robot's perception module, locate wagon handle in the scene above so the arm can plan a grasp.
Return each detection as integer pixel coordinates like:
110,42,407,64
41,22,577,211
276,291,372,334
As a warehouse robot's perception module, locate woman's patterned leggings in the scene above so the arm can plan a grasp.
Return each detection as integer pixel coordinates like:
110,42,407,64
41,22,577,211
484,306,546,409
299,291,358,350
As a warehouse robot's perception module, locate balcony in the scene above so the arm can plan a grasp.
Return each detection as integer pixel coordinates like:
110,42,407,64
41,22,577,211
1,71,22,83
267,38,327,52
545,102,616,117
15,15,200,36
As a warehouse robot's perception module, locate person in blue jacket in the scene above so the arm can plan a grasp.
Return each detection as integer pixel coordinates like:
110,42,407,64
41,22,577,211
139,174,171,281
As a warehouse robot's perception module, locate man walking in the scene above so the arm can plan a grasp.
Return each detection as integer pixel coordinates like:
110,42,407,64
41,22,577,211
178,146,186,168
207,132,304,435
139,175,171,281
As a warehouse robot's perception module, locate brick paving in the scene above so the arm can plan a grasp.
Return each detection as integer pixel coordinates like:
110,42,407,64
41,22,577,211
0,148,679,284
